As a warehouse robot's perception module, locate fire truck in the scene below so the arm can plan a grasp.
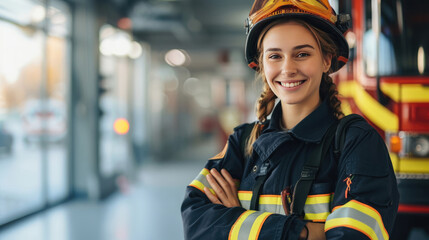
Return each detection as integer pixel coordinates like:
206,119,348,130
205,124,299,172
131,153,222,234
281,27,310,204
334,0,429,238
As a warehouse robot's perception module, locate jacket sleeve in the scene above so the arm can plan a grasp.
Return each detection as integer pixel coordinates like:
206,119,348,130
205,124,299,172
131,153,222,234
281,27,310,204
325,122,399,240
181,124,306,240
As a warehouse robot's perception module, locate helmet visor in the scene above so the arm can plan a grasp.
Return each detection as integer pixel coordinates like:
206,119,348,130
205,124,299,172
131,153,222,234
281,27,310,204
249,0,336,26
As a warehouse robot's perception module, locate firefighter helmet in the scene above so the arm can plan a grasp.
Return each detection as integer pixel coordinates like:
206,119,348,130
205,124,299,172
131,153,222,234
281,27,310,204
245,0,350,72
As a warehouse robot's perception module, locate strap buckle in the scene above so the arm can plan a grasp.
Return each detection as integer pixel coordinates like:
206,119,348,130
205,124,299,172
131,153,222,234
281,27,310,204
300,166,318,180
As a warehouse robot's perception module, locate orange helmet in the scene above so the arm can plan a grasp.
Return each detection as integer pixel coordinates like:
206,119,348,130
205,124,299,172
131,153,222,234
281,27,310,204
245,0,350,72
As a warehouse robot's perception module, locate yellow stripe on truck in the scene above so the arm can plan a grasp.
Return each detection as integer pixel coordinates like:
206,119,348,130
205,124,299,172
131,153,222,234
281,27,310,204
341,99,353,116
398,157,429,173
381,83,429,103
338,81,398,132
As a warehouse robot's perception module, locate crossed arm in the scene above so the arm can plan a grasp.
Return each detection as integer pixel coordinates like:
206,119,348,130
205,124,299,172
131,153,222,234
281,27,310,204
203,168,326,240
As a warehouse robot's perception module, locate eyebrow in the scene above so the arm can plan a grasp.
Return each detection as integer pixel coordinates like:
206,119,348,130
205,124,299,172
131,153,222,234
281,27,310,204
265,44,315,53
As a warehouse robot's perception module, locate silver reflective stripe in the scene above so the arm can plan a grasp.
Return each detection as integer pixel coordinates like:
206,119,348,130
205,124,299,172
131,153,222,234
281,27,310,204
239,199,283,214
239,194,284,214
328,207,385,240
305,202,330,214
195,172,209,187
236,212,261,240
240,199,251,210
304,202,331,220
239,201,331,219
189,169,211,192
303,193,333,221
239,194,332,219
259,203,284,215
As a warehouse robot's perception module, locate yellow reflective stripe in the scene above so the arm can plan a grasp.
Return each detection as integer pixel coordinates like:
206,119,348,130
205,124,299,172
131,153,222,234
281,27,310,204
326,200,388,240
238,193,282,206
248,212,272,239
305,194,332,204
326,218,378,239
304,212,330,221
200,168,210,176
189,180,215,195
229,210,256,240
398,157,429,173
189,168,214,194
238,192,333,221
238,191,252,210
189,180,205,192
304,193,333,221
229,211,272,240
239,193,283,214
259,196,283,215
338,81,398,131
259,195,282,205
238,191,252,201
381,83,429,103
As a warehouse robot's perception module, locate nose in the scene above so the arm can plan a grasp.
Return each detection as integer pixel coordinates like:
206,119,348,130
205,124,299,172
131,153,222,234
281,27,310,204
281,57,297,76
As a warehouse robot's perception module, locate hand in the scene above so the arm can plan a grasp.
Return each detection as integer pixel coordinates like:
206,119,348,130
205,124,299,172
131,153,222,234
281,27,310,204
300,222,326,240
204,169,240,208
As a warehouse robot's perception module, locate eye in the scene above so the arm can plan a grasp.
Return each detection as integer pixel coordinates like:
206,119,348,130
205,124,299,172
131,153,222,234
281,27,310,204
267,53,282,60
296,52,310,58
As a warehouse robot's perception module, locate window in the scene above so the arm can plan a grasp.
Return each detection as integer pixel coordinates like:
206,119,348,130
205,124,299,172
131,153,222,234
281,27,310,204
363,0,429,76
0,0,71,225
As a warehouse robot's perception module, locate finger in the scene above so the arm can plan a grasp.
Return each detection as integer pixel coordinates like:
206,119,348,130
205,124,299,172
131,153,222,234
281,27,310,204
220,169,241,207
206,173,227,200
210,169,234,197
204,187,221,204
221,169,237,191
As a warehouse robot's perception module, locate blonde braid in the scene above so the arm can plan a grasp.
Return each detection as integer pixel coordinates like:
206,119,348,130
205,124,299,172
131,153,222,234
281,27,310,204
245,79,277,156
244,20,279,157
320,73,344,119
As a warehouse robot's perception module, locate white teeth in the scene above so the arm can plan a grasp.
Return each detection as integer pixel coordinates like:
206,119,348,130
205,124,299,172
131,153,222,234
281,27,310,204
280,81,303,88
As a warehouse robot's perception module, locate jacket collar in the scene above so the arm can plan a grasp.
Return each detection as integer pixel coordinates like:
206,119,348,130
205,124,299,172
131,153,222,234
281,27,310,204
264,99,337,143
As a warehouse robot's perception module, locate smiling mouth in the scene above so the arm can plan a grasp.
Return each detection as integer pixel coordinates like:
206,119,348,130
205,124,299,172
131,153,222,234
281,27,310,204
279,80,306,88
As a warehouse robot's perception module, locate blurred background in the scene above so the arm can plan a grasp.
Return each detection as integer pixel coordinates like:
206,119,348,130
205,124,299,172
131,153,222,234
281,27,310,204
0,0,258,239
0,0,428,239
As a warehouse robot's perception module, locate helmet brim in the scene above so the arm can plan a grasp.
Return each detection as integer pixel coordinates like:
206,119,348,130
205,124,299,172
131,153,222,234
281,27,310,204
245,13,349,72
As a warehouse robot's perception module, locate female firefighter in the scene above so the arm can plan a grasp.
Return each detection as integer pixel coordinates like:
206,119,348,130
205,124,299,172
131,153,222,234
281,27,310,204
181,0,399,239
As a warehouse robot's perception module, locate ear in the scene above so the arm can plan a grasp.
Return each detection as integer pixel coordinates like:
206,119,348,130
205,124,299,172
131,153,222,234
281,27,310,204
323,54,332,73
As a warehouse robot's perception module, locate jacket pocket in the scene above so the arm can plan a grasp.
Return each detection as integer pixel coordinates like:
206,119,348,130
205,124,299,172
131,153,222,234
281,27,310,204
345,157,393,207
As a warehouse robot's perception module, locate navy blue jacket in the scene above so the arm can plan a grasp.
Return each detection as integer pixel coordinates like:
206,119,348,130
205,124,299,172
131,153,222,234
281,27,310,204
181,100,399,240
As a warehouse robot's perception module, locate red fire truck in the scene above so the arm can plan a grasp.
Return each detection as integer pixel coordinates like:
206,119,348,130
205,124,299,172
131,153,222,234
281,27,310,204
334,0,429,238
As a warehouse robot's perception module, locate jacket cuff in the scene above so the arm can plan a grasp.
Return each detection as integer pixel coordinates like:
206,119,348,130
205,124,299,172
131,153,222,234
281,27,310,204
281,215,306,240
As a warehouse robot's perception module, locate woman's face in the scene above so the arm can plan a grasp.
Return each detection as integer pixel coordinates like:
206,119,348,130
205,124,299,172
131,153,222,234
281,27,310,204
262,21,331,109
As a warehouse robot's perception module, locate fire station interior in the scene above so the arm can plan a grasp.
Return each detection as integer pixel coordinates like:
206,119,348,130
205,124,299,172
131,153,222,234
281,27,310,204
0,0,428,239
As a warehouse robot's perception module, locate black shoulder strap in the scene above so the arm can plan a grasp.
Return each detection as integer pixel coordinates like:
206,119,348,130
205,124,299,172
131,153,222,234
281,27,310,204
291,122,338,217
291,114,365,217
250,162,270,210
238,122,275,211
239,122,267,210
334,114,365,159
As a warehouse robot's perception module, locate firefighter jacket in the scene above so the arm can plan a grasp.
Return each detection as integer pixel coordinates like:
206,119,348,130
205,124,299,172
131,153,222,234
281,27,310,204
181,99,399,240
